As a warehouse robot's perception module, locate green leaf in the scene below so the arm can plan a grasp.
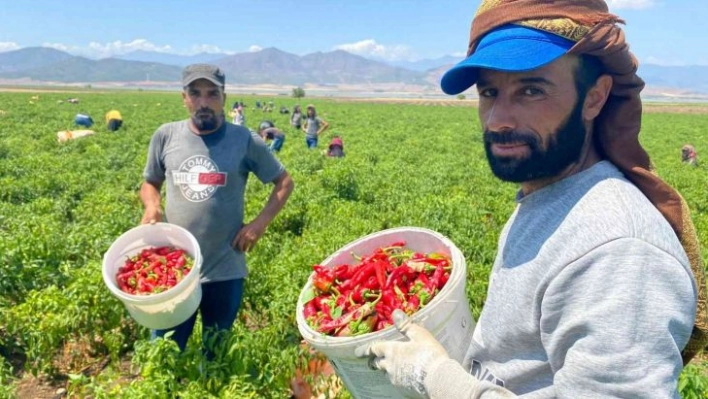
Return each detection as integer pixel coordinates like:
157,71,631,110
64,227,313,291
330,305,343,320
301,287,316,304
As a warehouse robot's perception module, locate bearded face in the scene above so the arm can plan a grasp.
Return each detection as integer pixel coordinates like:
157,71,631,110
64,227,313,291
191,107,222,132
183,79,225,134
483,95,587,183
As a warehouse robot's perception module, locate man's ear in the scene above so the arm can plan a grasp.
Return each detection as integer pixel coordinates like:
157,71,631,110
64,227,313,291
583,74,613,121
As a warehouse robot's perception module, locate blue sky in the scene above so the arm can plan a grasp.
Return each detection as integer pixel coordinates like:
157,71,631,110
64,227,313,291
1,0,706,66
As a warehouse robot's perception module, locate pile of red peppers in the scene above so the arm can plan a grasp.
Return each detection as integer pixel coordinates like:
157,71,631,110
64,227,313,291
302,241,452,337
115,246,194,295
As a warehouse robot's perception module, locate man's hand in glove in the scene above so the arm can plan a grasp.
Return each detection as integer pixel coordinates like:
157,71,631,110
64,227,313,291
354,309,450,398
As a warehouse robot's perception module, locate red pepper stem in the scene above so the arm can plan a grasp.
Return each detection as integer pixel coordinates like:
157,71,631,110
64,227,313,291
370,292,383,306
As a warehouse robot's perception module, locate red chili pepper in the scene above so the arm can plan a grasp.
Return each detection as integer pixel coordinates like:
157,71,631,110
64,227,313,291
430,262,445,290
385,265,417,290
361,275,380,291
304,301,318,319
440,272,451,288
313,295,330,311
338,262,376,292
313,274,334,293
350,287,364,303
375,319,390,332
405,295,421,315
374,260,387,290
333,264,355,281
317,299,378,334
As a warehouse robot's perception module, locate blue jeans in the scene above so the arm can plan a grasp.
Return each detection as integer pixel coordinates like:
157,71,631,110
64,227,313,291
151,278,245,358
306,136,318,148
269,135,285,152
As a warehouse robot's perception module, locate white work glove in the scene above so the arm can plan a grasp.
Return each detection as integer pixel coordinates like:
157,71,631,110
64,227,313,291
355,309,450,398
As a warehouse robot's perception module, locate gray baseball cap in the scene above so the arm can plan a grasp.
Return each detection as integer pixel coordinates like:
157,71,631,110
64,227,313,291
182,64,225,87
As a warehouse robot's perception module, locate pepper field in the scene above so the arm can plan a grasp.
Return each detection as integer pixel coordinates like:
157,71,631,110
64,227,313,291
1,90,708,398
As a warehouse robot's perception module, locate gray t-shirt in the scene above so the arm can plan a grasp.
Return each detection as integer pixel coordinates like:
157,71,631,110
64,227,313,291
143,120,285,283
426,161,696,398
291,111,302,127
304,116,323,138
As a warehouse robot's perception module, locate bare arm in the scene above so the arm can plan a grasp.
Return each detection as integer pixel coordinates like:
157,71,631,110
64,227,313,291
316,119,329,136
233,170,295,252
140,180,163,224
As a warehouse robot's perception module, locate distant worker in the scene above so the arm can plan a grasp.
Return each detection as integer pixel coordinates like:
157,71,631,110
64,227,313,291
232,105,246,126
105,109,123,132
258,120,286,153
302,104,329,149
326,136,345,158
290,105,303,131
74,113,93,128
682,144,698,166
261,101,273,113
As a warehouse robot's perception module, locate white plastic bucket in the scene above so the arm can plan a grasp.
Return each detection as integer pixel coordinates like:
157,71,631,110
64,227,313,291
296,227,476,399
102,223,203,330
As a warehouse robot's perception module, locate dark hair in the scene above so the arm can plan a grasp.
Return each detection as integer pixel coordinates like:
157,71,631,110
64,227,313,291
574,55,607,156
574,55,604,98
259,120,275,131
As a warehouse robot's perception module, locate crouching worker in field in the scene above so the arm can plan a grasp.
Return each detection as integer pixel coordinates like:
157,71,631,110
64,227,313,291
258,120,286,152
355,1,708,397
682,144,698,166
326,136,345,158
74,113,93,128
105,109,123,132
139,63,294,360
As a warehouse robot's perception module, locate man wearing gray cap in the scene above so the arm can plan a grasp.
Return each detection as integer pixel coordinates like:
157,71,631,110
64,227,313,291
139,63,294,358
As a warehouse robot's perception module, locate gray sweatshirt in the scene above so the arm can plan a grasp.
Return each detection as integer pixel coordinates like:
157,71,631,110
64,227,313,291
425,161,697,398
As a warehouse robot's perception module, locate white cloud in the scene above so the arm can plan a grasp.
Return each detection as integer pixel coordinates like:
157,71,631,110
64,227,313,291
0,42,21,53
38,40,239,58
249,45,263,53
88,39,173,58
42,39,173,58
189,44,233,54
334,39,415,61
42,42,71,52
606,0,655,10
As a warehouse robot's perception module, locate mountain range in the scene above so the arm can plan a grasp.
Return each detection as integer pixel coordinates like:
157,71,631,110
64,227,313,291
1,46,707,96
0,47,426,87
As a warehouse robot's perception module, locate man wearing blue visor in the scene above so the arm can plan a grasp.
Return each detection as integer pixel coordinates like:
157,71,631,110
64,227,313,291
356,0,707,397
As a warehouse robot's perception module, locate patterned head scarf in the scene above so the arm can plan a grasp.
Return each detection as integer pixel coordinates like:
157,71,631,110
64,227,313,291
453,0,708,364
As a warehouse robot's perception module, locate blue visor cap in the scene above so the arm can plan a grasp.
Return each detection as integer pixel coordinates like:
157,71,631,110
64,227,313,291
440,25,577,95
